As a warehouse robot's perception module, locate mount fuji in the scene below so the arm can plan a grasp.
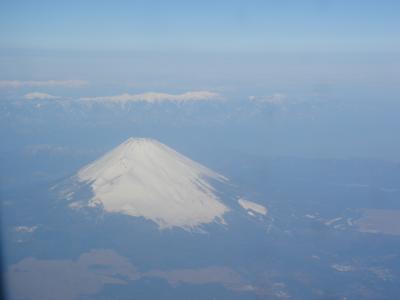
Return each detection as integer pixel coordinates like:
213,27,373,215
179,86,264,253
58,138,267,231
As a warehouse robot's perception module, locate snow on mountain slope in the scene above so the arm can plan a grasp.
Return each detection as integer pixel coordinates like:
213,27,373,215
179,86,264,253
76,138,230,230
238,198,267,216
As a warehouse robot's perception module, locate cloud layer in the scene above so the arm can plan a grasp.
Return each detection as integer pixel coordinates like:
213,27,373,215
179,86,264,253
80,91,221,103
0,80,88,88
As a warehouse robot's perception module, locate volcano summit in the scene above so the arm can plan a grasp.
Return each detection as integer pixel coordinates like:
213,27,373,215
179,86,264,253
67,138,230,230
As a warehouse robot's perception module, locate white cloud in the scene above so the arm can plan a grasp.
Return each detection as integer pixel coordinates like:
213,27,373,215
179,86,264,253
0,80,88,88
23,92,60,100
80,91,221,103
249,93,288,105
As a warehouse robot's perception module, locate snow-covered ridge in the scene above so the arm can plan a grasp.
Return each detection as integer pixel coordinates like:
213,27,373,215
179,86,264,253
77,138,230,230
238,198,267,216
79,91,220,103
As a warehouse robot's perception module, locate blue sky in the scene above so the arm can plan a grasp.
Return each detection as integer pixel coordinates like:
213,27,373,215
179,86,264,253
1,0,399,53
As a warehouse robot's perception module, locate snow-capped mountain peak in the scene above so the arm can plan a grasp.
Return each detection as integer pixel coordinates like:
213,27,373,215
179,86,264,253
75,138,230,230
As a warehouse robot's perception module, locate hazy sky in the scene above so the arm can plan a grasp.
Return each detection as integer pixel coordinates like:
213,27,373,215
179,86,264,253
1,1,399,53
1,1,399,89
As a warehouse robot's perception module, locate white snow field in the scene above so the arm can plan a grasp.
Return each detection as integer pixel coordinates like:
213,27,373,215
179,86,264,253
237,198,267,216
